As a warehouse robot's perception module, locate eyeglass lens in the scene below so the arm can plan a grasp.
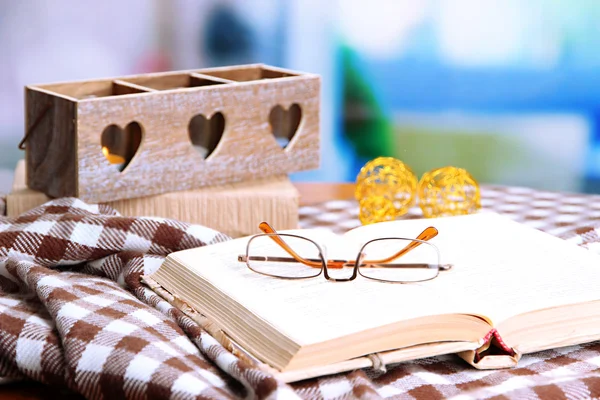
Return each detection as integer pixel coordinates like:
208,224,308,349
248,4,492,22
246,234,323,278
358,238,440,282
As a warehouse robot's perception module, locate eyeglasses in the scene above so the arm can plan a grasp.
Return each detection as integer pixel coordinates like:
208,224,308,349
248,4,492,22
237,222,453,283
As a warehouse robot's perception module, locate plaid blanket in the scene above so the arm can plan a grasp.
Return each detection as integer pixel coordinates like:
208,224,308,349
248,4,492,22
1,192,600,400
0,198,299,399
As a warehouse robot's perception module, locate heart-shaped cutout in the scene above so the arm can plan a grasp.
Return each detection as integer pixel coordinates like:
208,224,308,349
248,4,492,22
189,112,225,159
269,103,302,149
101,121,143,172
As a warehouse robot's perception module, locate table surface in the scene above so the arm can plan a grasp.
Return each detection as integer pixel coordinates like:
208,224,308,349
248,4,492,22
295,182,355,206
0,183,355,400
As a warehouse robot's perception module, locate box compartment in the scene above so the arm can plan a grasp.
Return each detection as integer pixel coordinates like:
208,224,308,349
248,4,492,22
122,73,228,91
37,80,151,100
199,65,299,82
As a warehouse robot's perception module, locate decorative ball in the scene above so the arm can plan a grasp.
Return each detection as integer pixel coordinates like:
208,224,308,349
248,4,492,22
417,166,481,218
355,157,418,225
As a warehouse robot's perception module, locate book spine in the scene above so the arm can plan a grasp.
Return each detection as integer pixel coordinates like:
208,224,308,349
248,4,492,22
473,328,516,363
457,328,520,370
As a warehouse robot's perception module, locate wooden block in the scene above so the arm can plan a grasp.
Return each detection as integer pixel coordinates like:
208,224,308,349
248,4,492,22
23,64,320,203
8,160,299,238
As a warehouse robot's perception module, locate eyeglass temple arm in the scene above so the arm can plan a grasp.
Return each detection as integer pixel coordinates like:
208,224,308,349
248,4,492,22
258,222,323,268
239,255,451,271
257,222,438,269
362,226,438,265
361,262,452,270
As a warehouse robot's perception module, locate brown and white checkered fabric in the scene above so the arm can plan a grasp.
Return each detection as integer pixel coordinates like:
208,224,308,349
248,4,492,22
1,183,600,400
0,198,297,399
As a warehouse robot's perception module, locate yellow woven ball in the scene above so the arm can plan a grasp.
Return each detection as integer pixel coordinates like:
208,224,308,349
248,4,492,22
355,157,418,225
417,166,481,218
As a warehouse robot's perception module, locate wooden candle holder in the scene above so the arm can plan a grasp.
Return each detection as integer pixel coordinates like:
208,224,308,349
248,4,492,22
23,64,320,203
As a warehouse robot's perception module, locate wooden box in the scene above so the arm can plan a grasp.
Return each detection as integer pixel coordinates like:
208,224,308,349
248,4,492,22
24,64,320,203
8,160,299,238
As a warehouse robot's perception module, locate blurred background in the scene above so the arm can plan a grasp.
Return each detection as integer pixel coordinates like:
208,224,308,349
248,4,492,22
1,0,600,194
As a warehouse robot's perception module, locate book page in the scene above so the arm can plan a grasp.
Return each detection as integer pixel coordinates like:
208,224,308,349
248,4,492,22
344,212,600,325
168,236,485,346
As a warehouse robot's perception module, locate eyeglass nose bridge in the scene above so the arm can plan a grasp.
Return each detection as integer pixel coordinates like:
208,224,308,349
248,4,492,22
322,258,360,281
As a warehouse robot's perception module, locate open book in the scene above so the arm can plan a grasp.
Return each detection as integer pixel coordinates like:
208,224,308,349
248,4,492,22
145,212,600,382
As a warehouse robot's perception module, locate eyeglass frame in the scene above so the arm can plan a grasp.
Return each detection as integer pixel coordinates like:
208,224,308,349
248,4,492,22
237,230,453,284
